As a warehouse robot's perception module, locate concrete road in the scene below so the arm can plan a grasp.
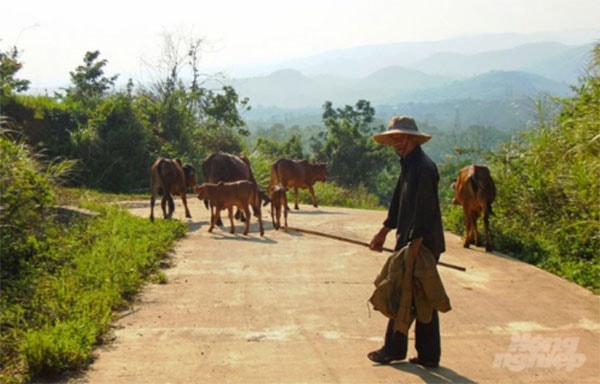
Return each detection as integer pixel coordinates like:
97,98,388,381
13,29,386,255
78,200,600,383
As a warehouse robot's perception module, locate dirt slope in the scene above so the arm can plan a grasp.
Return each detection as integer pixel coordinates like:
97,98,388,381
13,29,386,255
77,200,599,383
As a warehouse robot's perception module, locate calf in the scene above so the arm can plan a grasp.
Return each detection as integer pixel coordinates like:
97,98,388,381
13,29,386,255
202,152,270,225
452,165,496,251
269,185,288,230
195,180,264,236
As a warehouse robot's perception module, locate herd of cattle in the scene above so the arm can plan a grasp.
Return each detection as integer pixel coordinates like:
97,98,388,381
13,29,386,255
149,153,327,236
149,153,496,252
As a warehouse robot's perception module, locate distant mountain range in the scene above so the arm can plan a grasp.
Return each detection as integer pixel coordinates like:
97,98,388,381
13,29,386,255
219,30,599,130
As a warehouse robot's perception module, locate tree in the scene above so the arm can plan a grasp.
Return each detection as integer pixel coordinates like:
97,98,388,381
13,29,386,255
0,46,30,99
62,50,118,113
254,133,305,161
314,100,391,191
71,92,153,191
139,33,251,163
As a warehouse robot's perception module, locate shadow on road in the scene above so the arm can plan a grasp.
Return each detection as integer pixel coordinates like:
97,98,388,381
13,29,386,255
286,208,344,215
380,362,477,383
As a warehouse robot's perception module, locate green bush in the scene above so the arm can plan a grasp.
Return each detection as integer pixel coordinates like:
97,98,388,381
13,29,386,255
0,128,187,382
486,61,600,292
0,129,55,278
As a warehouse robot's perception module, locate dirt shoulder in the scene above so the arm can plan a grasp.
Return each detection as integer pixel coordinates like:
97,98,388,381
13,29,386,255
78,200,600,383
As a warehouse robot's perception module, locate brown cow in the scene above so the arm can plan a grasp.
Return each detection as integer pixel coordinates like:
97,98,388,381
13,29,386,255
202,152,270,225
150,158,197,221
195,180,264,236
270,158,327,210
452,165,496,251
269,185,288,230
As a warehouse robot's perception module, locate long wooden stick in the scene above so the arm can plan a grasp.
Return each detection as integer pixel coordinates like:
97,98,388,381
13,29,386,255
283,226,467,272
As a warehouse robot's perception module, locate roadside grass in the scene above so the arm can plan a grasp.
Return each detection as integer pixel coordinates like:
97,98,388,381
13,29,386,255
55,187,147,206
293,182,384,210
0,199,186,383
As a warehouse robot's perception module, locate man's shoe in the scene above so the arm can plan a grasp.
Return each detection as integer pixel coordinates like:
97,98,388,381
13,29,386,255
408,356,439,368
367,349,405,364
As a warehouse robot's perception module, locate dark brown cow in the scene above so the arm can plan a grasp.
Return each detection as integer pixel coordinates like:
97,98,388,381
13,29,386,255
452,165,497,251
202,152,269,225
195,181,264,236
150,158,197,221
269,185,288,230
270,158,327,210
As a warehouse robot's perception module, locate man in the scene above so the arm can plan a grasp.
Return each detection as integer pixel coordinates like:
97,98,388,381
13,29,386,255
367,116,446,368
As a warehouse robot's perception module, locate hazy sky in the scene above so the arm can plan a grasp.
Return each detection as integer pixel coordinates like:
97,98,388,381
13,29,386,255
2,0,599,91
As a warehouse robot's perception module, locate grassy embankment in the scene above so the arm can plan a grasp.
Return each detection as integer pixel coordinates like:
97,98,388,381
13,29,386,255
0,189,186,383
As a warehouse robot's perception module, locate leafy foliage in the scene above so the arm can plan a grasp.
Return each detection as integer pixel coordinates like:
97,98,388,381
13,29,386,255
70,93,153,191
312,100,394,192
62,50,118,114
0,46,30,99
485,46,600,292
0,127,56,278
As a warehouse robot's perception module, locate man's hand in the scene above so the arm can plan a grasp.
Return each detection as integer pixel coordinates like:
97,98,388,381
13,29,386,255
409,237,423,260
369,226,391,252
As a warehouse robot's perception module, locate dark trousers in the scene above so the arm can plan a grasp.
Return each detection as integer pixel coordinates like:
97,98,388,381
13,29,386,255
383,310,440,362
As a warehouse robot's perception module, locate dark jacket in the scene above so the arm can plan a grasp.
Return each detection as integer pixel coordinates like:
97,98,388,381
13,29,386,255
383,146,445,258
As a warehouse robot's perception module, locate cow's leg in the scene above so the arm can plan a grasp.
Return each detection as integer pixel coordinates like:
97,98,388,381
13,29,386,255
483,208,493,252
308,185,318,208
216,207,224,226
471,211,481,246
228,208,235,234
181,193,192,219
204,199,218,225
294,187,300,210
283,202,288,228
166,195,175,219
462,206,472,248
150,192,156,221
249,202,264,236
242,206,251,235
256,206,264,237
275,204,281,230
210,203,223,227
160,196,168,219
208,204,220,233
235,208,247,222
209,203,215,227
271,203,279,230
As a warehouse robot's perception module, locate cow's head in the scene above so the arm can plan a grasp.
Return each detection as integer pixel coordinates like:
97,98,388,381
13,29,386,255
195,184,211,209
314,163,328,182
195,184,206,198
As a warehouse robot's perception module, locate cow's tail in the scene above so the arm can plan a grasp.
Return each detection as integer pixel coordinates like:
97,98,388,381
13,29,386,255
157,159,175,214
487,201,494,216
251,186,261,218
270,160,280,186
240,155,258,184
468,175,479,194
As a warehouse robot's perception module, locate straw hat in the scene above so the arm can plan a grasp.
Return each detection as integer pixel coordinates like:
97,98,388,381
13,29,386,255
373,116,431,146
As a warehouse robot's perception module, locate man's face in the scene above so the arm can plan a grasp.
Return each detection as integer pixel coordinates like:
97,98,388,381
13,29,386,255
391,134,418,158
